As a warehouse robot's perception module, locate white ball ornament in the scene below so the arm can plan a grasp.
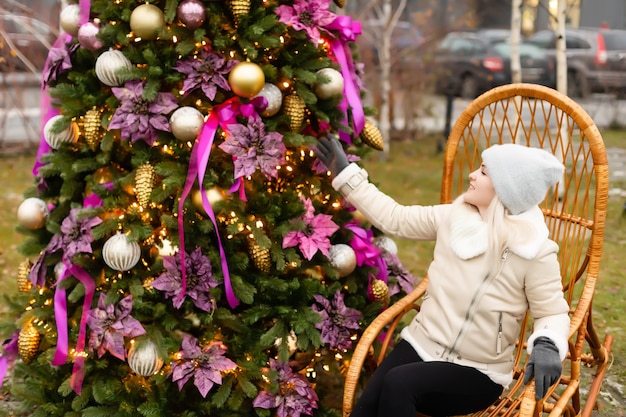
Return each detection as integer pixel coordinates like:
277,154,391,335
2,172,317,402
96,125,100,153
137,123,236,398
170,106,205,141
374,236,398,256
128,339,163,376
95,49,132,87
314,68,344,99
17,198,49,230
329,244,357,277
43,115,78,149
102,233,141,271
253,83,283,117
60,4,81,37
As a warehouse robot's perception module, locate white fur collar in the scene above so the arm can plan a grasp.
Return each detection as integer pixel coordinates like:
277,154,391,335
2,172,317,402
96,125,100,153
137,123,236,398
449,201,549,260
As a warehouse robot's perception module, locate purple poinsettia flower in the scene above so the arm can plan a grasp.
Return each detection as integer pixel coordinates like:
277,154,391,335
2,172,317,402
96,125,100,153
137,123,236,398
175,48,238,100
171,334,237,397
282,197,339,260
253,358,318,417
151,247,218,312
312,291,361,350
275,0,336,45
384,251,418,295
87,294,146,360
43,41,78,87
219,116,286,180
108,80,179,146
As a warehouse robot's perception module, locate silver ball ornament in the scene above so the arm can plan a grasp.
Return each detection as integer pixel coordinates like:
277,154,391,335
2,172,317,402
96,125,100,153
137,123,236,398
128,339,163,376
329,244,357,277
253,83,283,117
95,49,132,87
78,22,104,51
60,4,81,37
374,236,398,255
314,68,344,99
43,115,78,150
17,198,49,230
177,0,206,29
170,106,205,141
102,233,141,271
156,239,178,257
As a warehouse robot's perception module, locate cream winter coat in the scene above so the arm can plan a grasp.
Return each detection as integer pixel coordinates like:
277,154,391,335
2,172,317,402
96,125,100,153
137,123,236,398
332,164,570,387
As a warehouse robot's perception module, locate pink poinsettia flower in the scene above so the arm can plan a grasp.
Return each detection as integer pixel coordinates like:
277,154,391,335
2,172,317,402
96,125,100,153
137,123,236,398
87,294,146,360
282,197,339,260
171,334,237,397
275,0,336,45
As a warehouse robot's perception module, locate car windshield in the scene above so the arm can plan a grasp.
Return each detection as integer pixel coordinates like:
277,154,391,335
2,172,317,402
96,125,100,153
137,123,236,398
492,42,545,58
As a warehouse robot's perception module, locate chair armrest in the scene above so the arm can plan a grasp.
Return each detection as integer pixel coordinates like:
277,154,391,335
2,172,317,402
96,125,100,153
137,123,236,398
342,277,429,417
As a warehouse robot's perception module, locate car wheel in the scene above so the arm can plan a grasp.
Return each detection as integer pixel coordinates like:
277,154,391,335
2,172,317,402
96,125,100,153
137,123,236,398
460,75,477,99
567,71,590,99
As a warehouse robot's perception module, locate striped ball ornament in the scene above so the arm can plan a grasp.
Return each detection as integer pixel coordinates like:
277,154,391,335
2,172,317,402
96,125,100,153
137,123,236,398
102,233,141,271
128,339,163,376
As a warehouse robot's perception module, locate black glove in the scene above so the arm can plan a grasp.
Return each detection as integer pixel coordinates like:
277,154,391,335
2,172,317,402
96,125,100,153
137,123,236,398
314,135,349,177
523,336,562,400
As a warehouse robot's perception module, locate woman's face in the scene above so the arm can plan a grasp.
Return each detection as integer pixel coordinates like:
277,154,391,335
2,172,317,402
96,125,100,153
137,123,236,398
464,164,497,213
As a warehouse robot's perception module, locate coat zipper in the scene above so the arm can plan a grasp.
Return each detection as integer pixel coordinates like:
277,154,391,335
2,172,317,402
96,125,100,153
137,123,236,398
445,248,510,360
497,312,503,354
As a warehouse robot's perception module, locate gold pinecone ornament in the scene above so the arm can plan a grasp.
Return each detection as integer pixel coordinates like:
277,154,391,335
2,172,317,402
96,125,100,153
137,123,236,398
17,259,33,292
249,239,271,273
83,106,102,151
371,279,390,306
18,321,40,364
135,163,156,208
283,94,306,132
360,120,384,151
229,0,250,26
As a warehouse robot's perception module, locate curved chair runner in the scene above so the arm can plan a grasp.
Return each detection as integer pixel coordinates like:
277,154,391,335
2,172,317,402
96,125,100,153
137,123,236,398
342,83,613,417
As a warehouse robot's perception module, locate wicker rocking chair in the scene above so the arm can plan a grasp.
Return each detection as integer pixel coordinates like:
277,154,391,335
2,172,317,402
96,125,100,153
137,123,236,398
342,83,613,417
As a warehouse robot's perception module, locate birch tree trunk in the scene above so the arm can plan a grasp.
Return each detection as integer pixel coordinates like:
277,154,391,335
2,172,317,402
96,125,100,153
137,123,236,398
555,0,567,94
510,0,522,84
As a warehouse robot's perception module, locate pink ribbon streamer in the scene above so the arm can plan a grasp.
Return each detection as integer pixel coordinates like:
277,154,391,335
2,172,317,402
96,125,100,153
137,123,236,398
0,333,18,390
51,262,95,395
325,16,365,142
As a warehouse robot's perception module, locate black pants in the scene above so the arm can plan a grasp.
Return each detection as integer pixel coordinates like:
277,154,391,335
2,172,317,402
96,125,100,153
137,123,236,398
350,340,503,417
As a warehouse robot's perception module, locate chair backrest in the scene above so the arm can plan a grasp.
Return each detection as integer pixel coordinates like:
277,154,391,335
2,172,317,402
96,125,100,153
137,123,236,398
441,83,609,384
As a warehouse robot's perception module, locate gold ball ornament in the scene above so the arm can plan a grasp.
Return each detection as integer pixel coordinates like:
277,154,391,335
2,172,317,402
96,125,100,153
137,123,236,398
253,83,283,117
17,197,49,230
328,244,357,277
360,120,384,151
43,115,79,150
128,338,163,376
170,106,205,141
229,0,250,26
60,4,81,37
82,107,102,151
191,187,225,214
95,49,132,87
17,260,33,292
314,68,344,99
371,279,390,306
135,163,156,208
18,321,40,364
283,94,306,132
130,4,165,40
102,233,142,271
228,62,265,98
248,239,271,273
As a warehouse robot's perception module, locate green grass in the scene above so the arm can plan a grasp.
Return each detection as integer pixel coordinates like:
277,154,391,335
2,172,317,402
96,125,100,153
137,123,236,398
1,130,624,413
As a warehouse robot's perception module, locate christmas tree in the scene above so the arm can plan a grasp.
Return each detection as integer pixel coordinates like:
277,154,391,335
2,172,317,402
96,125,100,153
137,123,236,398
1,0,417,416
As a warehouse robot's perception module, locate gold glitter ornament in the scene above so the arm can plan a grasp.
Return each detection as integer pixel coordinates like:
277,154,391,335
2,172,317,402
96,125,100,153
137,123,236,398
135,163,156,208
371,279,390,306
283,94,306,132
360,120,384,151
83,107,102,151
17,260,33,292
249,239,271,273
18,321,40,364
229,0,250,26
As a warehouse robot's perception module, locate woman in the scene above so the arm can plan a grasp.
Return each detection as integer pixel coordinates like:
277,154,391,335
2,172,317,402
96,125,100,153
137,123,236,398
315,137,570,417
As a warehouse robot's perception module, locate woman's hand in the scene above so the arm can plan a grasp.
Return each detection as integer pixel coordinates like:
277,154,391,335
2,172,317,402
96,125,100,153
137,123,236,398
314,135,349,177
523,337,562,400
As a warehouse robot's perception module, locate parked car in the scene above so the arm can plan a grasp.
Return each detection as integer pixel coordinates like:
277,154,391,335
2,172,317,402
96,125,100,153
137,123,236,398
356,20,424,68
0,14,57,72
431,30,556,98
527,27,626,98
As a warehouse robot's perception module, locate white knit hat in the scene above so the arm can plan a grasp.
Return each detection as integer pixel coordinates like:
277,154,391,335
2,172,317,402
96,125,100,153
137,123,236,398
481,144,564,215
